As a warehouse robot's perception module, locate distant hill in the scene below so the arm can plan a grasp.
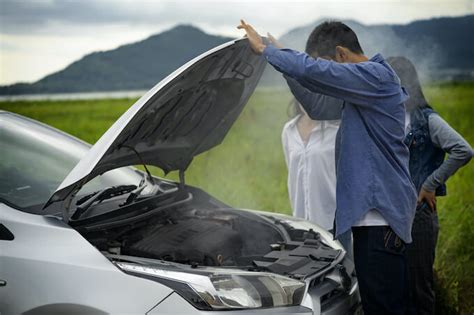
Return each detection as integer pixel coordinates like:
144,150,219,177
1,15,473,95
0,25,232,95
262,15,474,86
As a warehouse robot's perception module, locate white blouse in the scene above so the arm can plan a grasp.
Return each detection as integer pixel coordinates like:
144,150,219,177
282,116,340,230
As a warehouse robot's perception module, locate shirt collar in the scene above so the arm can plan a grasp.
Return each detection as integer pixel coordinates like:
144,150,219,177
287,115,301,128
370,53,384,63
286,115,340,132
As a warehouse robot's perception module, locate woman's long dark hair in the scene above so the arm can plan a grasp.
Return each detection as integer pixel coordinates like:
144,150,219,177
386,56,430,111
288,97,303,118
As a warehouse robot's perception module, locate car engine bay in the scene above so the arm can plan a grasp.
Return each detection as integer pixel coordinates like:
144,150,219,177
71,185,345,280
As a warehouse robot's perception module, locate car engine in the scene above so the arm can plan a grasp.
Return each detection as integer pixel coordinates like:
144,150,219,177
125,216,243,266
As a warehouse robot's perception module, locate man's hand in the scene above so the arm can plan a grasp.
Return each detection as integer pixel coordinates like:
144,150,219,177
237,19,266,54
267,33,284,49
418,188,437,212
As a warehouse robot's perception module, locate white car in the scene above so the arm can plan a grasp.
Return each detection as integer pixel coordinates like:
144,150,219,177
0,39,361,315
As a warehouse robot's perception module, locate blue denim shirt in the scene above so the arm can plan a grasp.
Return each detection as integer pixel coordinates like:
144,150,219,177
285,75,343,120
264,45,417,243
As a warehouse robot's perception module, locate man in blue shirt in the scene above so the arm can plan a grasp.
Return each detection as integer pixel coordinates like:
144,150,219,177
238,20,417,315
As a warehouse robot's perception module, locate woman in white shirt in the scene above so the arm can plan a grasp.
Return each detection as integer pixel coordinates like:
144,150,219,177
282,100,352,257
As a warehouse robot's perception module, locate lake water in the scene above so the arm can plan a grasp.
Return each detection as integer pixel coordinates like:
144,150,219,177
0,90,148,102
0,87,287,102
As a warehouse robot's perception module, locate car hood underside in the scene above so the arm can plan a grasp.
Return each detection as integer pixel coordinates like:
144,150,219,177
45,39,266,210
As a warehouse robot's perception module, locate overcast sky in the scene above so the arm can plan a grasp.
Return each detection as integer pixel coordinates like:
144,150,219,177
0,0,472,85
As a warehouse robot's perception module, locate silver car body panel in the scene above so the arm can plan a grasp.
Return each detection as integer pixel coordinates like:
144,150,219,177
147,292,313,314
0,204,172,314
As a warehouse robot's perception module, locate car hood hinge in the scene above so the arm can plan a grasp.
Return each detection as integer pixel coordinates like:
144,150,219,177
179,169,185,189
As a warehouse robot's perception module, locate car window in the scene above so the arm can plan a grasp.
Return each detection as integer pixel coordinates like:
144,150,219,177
0,113,142,212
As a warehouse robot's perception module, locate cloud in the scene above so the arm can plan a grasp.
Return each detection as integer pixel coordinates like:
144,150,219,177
1,0,472,84
0,0,159,34
2,0,472,36
0,38,19,51
0,0,245,35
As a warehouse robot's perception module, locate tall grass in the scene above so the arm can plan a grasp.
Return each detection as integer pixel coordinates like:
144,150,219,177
1,82,472,313
424,83,474,314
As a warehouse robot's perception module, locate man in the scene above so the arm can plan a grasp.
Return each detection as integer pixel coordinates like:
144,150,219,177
238,20,417,315
388,56,472,314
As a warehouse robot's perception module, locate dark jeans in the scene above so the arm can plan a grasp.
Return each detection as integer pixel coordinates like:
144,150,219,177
406,202,439,315
352,226,409,315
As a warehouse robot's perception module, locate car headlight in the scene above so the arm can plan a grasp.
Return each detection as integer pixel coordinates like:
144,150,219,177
116,262,306,310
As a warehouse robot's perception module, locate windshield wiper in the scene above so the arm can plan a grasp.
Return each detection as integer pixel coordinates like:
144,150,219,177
119,184,148,207
71,184,137,220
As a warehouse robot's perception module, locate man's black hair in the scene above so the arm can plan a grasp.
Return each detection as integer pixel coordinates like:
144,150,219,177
305,21,364,57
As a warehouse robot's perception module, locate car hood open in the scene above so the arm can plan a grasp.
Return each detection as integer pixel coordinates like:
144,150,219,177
45,39,266,208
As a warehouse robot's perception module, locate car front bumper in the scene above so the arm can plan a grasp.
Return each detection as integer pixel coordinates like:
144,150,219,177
146,283,362,315
302,280,362,315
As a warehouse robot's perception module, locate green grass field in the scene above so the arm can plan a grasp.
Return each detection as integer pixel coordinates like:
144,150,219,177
1,82,473,313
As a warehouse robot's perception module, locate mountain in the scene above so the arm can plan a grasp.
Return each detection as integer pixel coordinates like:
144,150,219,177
0,25,232,95
261,15,474,86
1,15,473,95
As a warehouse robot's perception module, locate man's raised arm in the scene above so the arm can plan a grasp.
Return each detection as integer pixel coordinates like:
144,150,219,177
237,20,406,107
285,75,342,120
263,45,396,107
265,31,343,119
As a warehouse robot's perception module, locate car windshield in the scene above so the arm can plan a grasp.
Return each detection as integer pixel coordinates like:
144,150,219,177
0,112,142,212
